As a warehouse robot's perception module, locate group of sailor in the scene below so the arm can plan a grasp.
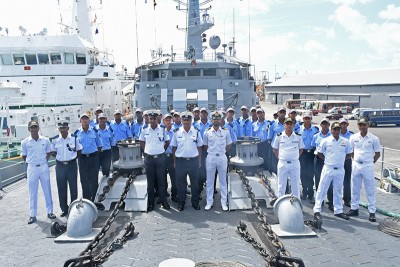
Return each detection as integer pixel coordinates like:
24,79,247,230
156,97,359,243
21,105,380,224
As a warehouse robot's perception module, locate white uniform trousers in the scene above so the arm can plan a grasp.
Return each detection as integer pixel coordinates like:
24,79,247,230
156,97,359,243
351,162,376,213
206,154,228,206
277,159,300,199
27,164,53,217
313,165,344,214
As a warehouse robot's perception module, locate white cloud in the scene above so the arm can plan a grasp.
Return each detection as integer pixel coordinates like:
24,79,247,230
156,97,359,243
304,40,327,52
379,4,400,20
330,5,400,66
330,0,373,6
313,26,336,39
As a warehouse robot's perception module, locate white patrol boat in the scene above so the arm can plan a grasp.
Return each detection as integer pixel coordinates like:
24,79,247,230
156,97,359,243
132,0,258,114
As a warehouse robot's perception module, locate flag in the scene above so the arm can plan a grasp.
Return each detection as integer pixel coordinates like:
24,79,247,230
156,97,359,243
93,14,97,23
5,28,8,35
153,0,157,10
95,27,99,34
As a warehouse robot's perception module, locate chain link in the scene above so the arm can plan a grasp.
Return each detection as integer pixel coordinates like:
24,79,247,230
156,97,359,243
64,171,139,267
256,170,278,201
96,171,121,203
236,170,303,267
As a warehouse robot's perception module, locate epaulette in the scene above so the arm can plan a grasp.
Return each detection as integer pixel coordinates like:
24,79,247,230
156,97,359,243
295,132,301,136
92,127,98,133
206,126,212,130
173,128,179,133
277,132,282,136
73,129,79,136
109,126,114,133
160,125,166,128
236,118,240,123
349,131,354,134
71,134,77,138
299,121,304,125
222,127,228,130
314,131,319,135
49,135,59,142
142,124,148,129
193,125,199,131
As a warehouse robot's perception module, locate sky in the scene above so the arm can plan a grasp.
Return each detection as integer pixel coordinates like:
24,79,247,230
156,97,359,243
1,0,400,82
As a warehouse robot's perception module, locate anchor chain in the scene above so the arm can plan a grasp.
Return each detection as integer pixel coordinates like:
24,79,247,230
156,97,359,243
64,171,139,267
256,170,278,201
236,170,304,267
96,170,121,203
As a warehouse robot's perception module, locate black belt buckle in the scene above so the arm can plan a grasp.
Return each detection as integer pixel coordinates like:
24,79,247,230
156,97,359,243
185,157,192,160
85,154,90,158
215,153,220,156
153,155,159,159
35,164,41,167
358,161,363,164
165,154,171,157
62,161,69,165
334,167,338,170
306,149,313,153
287,161,291,164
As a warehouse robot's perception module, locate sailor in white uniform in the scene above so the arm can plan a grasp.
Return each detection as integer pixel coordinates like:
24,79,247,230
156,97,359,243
313,122,352,220
21,121,56,224
272,117,304,199
346,117,381,222
203,111,232,211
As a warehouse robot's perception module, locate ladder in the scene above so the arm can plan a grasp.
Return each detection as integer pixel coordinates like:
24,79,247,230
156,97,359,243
40,77,49,104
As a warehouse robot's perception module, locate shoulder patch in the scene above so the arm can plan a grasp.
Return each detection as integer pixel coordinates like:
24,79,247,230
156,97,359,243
277,132,282,136
295,132,301,136
349,131,354,134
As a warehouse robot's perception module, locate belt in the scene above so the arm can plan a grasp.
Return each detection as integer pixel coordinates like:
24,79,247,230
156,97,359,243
209,153,221,156
30,164,44,167
280,160,293,164
145,153,164,159
304,149,315,153
165,154,172,157
176,156,198,160
82,152,97,158
57,159,76,165
334,167,339,170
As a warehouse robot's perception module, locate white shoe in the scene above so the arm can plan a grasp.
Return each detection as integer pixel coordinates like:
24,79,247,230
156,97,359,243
205,204,213,211
222,204,228,211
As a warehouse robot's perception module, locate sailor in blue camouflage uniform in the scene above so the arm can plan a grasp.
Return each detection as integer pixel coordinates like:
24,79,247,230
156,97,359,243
130,108,145,140
172,112,183,130
327,118,353,207
313,122,352,220
225,107,239,157
163,113,177,202
51,121,83,217
267,106,286,174
139,110,171,212
203,111,232,211
96,113,113,177
237,105,253,137
22,121,56,224
195,107,212,197
75,113,102,201
171,111,203,211
298,112,319,202
90,106,103,127
110,110,132,162
252,108,270,170
288,109,301,133
310,117,331,206
272,117,304,199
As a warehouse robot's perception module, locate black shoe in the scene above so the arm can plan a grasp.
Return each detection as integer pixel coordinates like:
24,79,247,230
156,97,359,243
192,203,200,210
346,209,359,217
312,212,323,230
328,205,334,212
186,189,191,195
369,213,376,222
335,213,349,220
198,194,202,201
344,201,351,207
214,189,218,195
147,204,154,212
60,211,68,217
162,202,171,210
171,196,179,203
178,204,184,211
28,216,37,224
47,213,56,219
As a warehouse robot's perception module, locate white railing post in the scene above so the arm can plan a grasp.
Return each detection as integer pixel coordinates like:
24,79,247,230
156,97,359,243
380,146,385,182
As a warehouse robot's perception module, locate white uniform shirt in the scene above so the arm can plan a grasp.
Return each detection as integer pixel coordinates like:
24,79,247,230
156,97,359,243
272,131,304,161
170,126,203,157
349,132,381,164
203,127,232,155
139,125,170,155
51,133,83,161
21,135,51,165
319,135,352,167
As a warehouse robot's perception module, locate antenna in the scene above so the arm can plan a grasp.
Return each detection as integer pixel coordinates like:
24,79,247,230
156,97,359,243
134,0,140,66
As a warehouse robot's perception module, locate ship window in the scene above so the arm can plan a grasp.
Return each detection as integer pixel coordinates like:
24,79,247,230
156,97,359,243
0,54,13,65
25,54,37,65
172,69,185,77
229,68,241,78
76,53,86,64
13,54,25,65
203,68,216,76
64,53,75,64
50,53,62,64
38,54,50,64
187,68,201,76
160,70,168,78
219,69,228,77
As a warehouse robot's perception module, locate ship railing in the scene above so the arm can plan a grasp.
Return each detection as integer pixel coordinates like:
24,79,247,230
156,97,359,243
149,47,228,63
376,146,400,190
2,95,82,107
